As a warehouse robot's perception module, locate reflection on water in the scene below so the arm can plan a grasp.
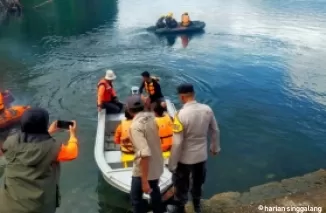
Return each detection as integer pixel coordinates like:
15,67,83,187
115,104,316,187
97,172,132,213
155,31,205,47
1,0,326,212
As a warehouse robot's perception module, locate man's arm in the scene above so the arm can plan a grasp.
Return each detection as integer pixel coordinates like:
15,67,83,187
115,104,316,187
168,112,184,172
111,87,117,98
208,109,220,154
129,126,151,182
153,80,163,97
56,135,78,162
139,81,145,94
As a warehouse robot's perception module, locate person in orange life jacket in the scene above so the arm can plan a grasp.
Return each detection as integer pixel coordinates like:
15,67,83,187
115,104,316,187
114,110,134,153
153,103,173,152
139,71,166,110
97,70,123,114
0,90,15,109
181,12,192,27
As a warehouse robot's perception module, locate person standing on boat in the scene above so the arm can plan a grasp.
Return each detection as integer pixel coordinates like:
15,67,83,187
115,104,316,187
97,70,124,114
139,71,166,110
167,83,220,213
126,95,164,213
0,107,79,213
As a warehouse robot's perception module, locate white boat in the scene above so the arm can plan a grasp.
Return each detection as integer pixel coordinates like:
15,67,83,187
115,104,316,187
94,86,177,200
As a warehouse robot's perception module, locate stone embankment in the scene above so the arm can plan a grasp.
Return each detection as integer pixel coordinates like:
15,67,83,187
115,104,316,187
186,169,326,213
1,158,326,213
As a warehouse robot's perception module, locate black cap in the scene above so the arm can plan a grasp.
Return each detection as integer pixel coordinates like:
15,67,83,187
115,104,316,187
141,71,150,78
125,95,144,109
177,83,194,94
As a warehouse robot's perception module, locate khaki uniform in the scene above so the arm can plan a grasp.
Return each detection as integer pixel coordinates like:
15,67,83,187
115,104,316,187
168,100,220,209
169,100,220,171
128,111,164,213
129,111,163,180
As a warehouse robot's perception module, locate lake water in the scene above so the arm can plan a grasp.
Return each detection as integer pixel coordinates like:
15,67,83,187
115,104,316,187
1,0,326,212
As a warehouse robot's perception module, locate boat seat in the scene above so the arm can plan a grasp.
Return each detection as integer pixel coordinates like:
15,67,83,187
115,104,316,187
104,151,122,164
121,151,171,162
104,151,171,169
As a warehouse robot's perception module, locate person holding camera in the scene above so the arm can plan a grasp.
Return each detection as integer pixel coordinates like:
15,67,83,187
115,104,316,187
0,107,79,213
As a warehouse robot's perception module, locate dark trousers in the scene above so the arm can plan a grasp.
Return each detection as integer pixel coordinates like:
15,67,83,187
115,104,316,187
173,161,206,207
102,101,123,114
131,177,163,213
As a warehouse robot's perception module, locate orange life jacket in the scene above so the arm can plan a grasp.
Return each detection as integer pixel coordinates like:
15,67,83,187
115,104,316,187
120,120,134,153
155,114,173,151
181,14,190,27
144,80,155,95
97,79,117,103
0,93,4,111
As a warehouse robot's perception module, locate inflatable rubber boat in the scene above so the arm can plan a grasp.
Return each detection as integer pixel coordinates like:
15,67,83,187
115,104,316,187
148,21,206,34
0,91,30,130
0,105,31,129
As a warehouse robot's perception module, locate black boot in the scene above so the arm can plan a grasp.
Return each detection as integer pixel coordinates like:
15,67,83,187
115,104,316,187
193,199,201,213
166,204,186,213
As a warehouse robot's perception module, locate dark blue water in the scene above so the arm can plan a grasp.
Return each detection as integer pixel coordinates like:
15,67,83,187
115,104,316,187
1,0,326,212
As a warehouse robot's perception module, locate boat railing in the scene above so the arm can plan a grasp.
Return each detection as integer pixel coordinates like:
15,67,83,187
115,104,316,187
94,109,110,173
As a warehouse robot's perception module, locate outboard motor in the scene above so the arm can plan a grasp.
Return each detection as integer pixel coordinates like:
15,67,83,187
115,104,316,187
131,86,139,95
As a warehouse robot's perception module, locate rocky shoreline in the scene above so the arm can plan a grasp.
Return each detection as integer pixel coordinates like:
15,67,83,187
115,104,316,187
1,160,326,213
186,169,326,213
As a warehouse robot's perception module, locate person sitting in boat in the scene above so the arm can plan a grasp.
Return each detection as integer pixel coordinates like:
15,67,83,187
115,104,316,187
114,110,134,153
97,70,124,114
165,12,178,28
156,15,166,28
153,103,173,152
139,71,166,110
181,12,192,27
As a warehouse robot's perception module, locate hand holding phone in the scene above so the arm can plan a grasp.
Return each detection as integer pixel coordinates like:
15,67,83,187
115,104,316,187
57,120,74,130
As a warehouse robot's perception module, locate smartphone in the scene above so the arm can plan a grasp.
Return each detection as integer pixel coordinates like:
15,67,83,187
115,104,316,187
57,120,73,129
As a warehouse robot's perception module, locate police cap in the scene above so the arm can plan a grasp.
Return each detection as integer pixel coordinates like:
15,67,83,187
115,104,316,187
177,83,194,94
